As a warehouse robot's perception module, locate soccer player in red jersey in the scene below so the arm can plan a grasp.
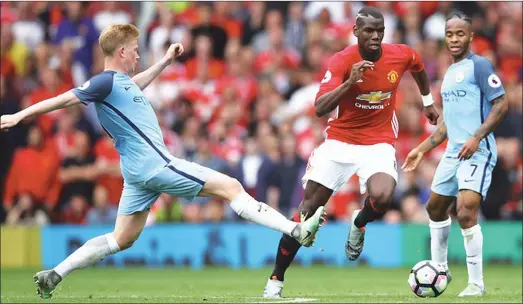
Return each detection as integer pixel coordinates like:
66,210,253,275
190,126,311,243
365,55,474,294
263,6,440,298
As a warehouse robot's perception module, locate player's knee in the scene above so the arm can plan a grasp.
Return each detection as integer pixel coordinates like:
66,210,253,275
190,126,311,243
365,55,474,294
222,177,244,201
425,200,446,219
114,233,139,250
369,191,393,212
456,206,478,229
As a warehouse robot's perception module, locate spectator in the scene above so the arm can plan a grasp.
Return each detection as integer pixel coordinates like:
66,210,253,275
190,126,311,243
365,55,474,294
252,9,283,53
191,3,228,60
22,66,71,137
1,22,29,77
11,2,46,51
423,2,454,41
285,2,306,55
92,2,133,34
148,5,185,64
397,4,424,46
241,2,265,46
92,133,123,205
0,75,26,181
3,125,61,213
483,138,521,219
201,199,225,222
86,185,117,225
54,2,99,87
234,137,264,199
216,51,258,107
151,194,184,223
496,83,522,140
191,133,230,178
212,2,243,42
5,193,50,226
400,193,429,224
254,26,301,80
185,34,225,80
272,134,306,216
59,195,89,224
57,131,100,209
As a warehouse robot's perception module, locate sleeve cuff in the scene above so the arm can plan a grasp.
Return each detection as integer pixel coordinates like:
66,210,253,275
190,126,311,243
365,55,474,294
488,90,505,103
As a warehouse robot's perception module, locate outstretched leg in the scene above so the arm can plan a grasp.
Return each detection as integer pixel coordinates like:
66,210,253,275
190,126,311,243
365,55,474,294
199,170,325,247
263,181,333,298
346,172,396,261
34,211,149,299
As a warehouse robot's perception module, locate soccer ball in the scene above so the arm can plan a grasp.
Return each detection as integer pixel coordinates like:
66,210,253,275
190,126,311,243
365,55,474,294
408,260,448,297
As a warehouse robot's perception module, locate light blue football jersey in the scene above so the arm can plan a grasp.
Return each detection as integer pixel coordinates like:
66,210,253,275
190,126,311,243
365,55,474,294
440,52,506,163
72,71,172,183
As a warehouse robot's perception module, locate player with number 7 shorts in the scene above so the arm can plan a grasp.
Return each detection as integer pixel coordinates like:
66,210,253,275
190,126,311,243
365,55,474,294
402,11,508,297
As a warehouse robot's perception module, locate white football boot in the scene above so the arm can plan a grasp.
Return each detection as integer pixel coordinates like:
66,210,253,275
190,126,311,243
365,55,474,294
458,283,486,297
263,277,284,298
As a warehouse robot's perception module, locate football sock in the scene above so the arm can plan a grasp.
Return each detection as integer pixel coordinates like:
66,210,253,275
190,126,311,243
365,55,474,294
429,217,451,270
229,191,298,237
462,224,484,287
354,196,383,228
54,233,120,278
270,212,305,281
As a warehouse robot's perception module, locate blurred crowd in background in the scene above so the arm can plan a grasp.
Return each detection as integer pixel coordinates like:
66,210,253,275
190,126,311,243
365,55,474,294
1,1,521,227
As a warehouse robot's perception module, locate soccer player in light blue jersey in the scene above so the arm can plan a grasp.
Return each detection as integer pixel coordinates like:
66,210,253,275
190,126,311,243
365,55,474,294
0,24,325,299
402,12,508,297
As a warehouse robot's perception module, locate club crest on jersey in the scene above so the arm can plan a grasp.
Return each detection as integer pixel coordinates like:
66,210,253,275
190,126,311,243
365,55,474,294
356,91,392,103
387,70,398,83
456,71,465,83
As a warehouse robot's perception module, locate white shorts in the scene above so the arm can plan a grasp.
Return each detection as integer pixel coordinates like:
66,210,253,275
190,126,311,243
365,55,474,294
302,139,398,195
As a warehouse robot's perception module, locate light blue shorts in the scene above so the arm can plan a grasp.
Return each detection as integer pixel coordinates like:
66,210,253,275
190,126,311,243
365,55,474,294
118,158,212,215
431,151,495,200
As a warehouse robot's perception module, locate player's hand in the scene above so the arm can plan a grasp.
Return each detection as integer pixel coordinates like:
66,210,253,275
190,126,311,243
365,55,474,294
164,43,184,64
401,148,425,172
0,114,22,131
458,136,480,161
423,104,440,125
348,60,375,84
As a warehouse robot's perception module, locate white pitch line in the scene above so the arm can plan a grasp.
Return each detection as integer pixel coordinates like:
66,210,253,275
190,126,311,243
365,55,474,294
3,295,318,302
237,297,318,303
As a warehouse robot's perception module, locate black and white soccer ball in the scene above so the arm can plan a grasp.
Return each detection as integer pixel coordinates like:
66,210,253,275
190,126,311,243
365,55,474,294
408,260,448,297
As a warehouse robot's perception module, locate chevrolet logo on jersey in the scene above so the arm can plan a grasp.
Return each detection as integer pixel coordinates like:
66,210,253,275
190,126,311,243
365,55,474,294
356,91,392,103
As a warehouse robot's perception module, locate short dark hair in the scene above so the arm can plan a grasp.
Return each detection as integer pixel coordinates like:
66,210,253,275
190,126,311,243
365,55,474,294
356,6,383,26
446,10,472,27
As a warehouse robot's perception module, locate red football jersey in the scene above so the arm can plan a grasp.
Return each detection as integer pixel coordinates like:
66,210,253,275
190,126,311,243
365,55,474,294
315,44,424,146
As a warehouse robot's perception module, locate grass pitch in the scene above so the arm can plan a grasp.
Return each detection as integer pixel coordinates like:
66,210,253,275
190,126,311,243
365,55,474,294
1,265,521,303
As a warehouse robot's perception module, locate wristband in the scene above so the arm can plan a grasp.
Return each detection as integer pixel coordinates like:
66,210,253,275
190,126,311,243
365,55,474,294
422,93,434,107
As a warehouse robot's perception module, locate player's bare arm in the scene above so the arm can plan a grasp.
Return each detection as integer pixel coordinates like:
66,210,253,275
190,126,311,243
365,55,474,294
458,94,508,160
0,91,81,131
411,70,440,125
314,60,374,117
402,120,447,172
132,43,184,90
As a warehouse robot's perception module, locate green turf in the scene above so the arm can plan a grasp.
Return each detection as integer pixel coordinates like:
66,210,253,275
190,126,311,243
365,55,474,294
1,265,521,303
